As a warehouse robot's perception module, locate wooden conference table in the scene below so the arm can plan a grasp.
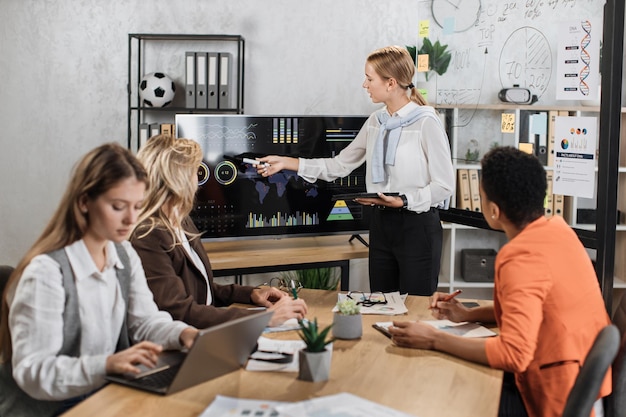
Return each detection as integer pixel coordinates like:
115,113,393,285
63,289,502,417
203,234,370,291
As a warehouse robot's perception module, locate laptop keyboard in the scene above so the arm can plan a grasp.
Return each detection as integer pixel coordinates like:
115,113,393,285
135,363,181,390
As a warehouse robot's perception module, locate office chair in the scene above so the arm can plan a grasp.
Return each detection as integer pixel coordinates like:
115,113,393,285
0,265,14,327
604,293,626,417
613,290,626,338
0,265,13,297
562,324,620,417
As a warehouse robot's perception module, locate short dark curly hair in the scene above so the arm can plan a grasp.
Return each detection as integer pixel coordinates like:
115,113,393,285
480,147,547,228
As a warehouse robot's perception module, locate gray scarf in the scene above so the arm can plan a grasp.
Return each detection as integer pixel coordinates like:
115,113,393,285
372,106,443,184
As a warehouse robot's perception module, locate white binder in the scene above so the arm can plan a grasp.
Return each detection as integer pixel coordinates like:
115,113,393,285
207,52,219,109
185,52,196,108
196,52,207,108
218,52,232,109
139,123,149,150
149,122,160,138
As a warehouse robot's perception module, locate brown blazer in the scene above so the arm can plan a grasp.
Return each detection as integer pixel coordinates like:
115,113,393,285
130,217,256,328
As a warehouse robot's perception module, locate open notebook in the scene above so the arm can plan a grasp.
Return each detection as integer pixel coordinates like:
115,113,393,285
373,319,497,339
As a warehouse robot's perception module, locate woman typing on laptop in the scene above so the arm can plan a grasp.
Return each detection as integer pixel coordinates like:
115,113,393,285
0,143,197,416
130,134,308,329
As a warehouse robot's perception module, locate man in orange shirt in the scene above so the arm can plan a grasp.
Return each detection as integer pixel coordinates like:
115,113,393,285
389,147,611,417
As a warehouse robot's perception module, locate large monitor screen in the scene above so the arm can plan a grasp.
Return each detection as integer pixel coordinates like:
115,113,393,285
176,114,370,240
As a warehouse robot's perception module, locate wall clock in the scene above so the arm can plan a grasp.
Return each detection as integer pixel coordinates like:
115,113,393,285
431,0,482,33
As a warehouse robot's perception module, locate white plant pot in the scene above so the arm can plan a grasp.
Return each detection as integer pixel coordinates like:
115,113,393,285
297,349,331,382
332,313,362,340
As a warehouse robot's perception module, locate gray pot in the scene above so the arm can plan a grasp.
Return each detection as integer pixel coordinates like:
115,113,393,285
297,349,331,382
332,312,362,340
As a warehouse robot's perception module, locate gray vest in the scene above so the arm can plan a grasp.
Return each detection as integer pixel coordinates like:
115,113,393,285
0,243,131,417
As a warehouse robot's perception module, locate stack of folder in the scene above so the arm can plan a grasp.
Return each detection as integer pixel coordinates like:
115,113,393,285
139,123,176,149
185,51,233,110
457,168,481,212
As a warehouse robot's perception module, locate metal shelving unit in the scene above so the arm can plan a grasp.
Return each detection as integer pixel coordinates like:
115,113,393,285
127,33,245,151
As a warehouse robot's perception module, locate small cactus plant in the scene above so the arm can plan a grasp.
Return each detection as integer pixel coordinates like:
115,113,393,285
336,298,361,315
298,318,333,353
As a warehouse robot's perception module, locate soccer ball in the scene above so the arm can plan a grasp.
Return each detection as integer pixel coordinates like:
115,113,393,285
139,72,176,107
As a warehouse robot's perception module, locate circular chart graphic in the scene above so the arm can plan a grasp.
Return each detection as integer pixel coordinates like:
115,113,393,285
214,161,238,186
197,162,210,186
499,27,552,99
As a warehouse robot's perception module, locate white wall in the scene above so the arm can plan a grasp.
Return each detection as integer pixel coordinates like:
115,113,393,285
0,0,420,265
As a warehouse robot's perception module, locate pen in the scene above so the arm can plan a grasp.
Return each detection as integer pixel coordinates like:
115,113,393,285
429,289,462,309
440,289,462,302
242,157,270,168
290,279,298,299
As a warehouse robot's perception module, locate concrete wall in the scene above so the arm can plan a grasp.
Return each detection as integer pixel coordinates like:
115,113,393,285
0,0,419,266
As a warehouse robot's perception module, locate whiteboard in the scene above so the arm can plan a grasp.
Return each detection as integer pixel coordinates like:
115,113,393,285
416,0,604,106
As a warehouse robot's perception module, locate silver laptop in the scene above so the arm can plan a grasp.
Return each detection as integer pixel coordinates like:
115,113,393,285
105,311,273,395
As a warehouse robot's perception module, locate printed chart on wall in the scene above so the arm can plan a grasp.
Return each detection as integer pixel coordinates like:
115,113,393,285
553,115,597,198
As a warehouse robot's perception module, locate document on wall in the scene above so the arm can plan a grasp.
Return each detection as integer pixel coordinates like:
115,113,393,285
552,115,597,199
555,19,600,101
374,320,496,338
334,291,408,315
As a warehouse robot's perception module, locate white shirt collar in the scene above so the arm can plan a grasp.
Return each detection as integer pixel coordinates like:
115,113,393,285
394,101,419,117
65,240,124,282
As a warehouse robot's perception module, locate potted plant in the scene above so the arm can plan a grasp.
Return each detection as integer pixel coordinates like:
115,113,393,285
407,38,451,81
297,318,333,382
332,298,362,340
406,39,451,104
281,267,340,290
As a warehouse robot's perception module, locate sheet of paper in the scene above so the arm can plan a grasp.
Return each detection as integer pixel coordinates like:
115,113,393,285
199,395,286,417
245,336,306,373
264,317,303,333
275,392,419,417
375,320,496,338
334,292,408,315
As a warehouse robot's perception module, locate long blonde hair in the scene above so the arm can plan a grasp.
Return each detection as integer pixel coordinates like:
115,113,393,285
0,143,148,362
133,134,203,245
367,45,428,106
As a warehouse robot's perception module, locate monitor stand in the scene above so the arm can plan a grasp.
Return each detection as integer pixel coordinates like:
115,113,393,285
349,234,369,248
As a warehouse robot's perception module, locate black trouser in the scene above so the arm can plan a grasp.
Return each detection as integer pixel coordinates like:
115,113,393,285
498,372,529,417
368,206,442,296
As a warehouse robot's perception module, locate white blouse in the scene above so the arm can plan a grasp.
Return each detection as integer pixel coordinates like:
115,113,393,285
298,101,455,213
176,227,213,305
8,239,188,400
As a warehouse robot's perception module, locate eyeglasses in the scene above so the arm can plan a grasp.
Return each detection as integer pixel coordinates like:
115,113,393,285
347,291,387,307
264,277,303,294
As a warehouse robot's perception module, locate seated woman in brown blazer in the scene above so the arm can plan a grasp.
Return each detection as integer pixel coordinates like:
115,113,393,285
130,135,308,328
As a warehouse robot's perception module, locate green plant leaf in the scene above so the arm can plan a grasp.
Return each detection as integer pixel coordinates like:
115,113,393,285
282,267,339,290
336,298,360,315
298,317,334,353
409,38,451,80
406,45,417,63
